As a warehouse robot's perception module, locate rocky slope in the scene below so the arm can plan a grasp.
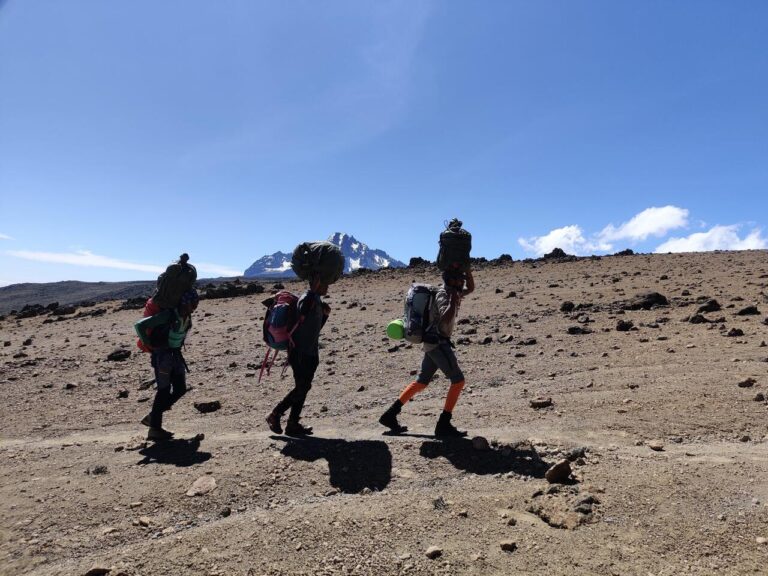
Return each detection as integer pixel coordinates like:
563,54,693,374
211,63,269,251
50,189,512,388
1,250,768,575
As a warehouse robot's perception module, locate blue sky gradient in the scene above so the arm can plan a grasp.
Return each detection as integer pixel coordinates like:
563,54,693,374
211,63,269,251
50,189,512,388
1,1,766,284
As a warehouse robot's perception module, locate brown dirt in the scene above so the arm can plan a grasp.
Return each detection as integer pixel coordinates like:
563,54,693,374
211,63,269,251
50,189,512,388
2,251,768,575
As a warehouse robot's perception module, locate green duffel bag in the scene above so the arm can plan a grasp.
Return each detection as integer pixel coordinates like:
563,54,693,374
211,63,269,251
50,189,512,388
437,218,472,272
152,253,197,309
291,241,345,285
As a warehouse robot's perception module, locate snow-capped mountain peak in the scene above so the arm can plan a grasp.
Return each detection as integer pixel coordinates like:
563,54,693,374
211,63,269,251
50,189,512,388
243,234,405,278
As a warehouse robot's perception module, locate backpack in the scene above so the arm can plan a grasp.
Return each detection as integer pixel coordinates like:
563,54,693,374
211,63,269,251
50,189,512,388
258,290,304,382
403,284,439,344
152,254,197,309
437,219,472,272
135,297,161,352
262,291,300,351
291,241,345,285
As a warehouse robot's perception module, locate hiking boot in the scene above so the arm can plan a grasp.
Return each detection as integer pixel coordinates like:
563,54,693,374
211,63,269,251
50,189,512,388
434,411,467,438
285,419,313,437
140,413,151,427
266,411,283,434
379,400,407,434
147,427,174,442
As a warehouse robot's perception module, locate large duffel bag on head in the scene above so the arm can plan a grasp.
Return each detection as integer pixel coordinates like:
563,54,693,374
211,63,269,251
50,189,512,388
403,283,439,344
152,253,197,309
291,241,345,285
437,218,472,272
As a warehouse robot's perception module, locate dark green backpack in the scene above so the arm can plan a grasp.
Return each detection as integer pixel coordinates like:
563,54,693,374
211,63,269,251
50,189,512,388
291,241,345,285
437,219,472,272
152,254,197,309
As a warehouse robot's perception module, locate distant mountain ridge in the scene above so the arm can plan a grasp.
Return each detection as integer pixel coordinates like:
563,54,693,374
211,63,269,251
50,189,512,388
244,233,405,278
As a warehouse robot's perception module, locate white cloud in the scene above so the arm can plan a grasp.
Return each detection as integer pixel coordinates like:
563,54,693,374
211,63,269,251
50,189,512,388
6,250,241,277
7,250,166,273
0,233,13,240
655,225,768,253
599,206,689,243
518,225,611,257
194,262,242,277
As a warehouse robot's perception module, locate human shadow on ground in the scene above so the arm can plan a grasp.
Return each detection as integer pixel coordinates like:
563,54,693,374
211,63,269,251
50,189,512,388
137,435,212,467
273,436,392,493
419,438,549,478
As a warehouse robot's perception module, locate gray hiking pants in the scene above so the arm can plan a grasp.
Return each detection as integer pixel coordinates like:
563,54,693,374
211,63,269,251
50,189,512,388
416,340,465,385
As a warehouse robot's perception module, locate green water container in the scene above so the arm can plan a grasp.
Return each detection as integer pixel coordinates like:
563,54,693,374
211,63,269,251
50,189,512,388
387,319,405,340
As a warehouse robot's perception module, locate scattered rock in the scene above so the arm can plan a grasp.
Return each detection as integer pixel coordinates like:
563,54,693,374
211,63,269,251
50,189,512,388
622,292,669,311
138,516,151,527
567,326,591,335
84,567,111,576
697,299,721,314
500,540,517,553
479,336,493,345
425,546,443,559
737,305,760,316
647,441,664,451
221,507,232,517
689,314,709,324
560,301,575,313
117,389,129,399
530,397,553,409
544,459,572,484
727,328,745,337
186,476,217,496
616,319,634,332
64,382,78,390
738,378,757,388
106,349,131,362
754,393,765,402
194,400,222,414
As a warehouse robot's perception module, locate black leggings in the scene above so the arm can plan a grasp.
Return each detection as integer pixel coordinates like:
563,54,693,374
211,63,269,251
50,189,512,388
274,350,319,422
149,349,187,428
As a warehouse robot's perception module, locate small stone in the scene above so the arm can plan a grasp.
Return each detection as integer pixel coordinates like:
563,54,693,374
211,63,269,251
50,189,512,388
106,349,131,362
738,378,757,388
84,567,111,576
471,436,490,450
138,516,151,527
194,400,221,413
64,382,78,390
507,517,517,526
129,502,143,508
757,537,767,545
220,507,231,517
186,476,217,497
457,510,468,518
754,393,765,402
500,540,517,553
544,459,571,484
530,397,553,409
425,546,443,559
648,441,664,451
102,527,118,535
616,319,634,332
117,389,129,399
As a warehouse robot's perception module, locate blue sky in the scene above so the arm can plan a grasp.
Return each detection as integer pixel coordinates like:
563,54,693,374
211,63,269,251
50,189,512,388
1,1,766,285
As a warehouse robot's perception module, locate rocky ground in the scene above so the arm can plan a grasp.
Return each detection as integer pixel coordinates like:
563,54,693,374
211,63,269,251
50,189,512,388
1,250,768,576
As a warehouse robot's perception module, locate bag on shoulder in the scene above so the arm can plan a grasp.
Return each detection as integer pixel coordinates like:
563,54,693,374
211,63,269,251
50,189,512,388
291,241,345,285
262,291,300,351
152,253,197,309
258,290,306,382
437,218,472,272
403,283,439,344
135,297,161,352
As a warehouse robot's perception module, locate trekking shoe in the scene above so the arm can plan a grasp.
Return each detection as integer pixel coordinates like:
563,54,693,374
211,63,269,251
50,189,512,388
379,401,407,435
140,413,151,427
266,411,283,434
285,419,313,437
434,411,467,438
147,427,174,442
